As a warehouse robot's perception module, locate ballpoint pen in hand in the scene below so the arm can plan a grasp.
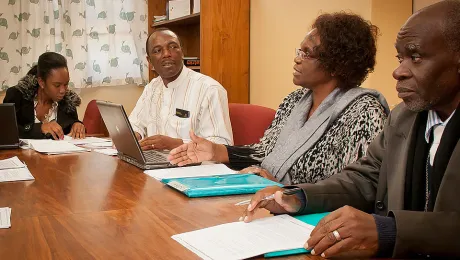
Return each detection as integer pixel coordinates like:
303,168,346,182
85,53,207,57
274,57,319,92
234,187,302,206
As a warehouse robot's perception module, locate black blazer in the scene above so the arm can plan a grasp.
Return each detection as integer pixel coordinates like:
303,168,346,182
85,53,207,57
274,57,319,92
3,86,81,139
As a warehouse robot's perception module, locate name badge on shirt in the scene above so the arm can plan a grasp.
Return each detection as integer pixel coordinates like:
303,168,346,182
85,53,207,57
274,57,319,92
175,108,190,118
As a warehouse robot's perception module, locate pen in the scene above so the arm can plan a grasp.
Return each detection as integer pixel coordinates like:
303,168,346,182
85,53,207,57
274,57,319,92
234,187,302,206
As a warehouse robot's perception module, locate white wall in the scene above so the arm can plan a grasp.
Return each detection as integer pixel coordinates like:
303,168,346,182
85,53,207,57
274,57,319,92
413,0,442,12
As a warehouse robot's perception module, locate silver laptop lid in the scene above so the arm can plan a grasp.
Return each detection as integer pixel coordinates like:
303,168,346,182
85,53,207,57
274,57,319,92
0,103,20,149
96,100,146,163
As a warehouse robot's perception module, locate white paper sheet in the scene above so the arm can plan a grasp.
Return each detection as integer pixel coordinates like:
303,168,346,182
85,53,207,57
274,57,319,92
0,207,12,229
26,139,88,154
0,167,35,182
93,148,118,156
144,164,236,180
0,156,26,170
172,215,314,260
63,136,111,145
84,141,113,148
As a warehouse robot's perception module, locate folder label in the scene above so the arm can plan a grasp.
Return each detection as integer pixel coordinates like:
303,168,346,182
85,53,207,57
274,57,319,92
168,181,190,192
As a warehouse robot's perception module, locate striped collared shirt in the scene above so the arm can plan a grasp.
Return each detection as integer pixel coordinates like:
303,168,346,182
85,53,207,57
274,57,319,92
425,110,455,143
129,66,233,145
425,109,455,165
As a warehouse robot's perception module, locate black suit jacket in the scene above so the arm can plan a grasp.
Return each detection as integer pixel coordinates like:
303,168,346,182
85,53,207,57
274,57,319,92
3,87,80,139
296,103,460,257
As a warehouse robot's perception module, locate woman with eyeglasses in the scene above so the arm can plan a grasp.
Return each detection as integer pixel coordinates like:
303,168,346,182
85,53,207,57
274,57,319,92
168,12,389,185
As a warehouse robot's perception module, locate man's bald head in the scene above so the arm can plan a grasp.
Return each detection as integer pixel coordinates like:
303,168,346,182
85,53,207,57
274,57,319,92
413,0,460,52
393,0,460,116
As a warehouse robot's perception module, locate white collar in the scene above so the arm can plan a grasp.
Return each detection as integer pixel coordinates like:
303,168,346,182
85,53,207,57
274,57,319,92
163,65,189,89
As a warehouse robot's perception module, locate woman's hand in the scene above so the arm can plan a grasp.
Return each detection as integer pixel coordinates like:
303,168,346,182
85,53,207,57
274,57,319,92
239,166,278,182
69,122,86,139
41,121,64,140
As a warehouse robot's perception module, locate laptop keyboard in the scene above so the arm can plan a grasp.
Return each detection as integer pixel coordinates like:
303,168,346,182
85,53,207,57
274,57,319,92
143,150,168,163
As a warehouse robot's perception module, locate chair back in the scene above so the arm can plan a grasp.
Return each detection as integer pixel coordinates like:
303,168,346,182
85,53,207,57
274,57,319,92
228,103,276,146
82,100,109,136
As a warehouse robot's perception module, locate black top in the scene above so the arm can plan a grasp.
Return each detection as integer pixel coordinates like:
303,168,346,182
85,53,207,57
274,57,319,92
3,86,81,139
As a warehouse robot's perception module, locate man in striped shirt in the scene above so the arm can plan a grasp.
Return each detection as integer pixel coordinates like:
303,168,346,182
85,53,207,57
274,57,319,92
129,28,233,151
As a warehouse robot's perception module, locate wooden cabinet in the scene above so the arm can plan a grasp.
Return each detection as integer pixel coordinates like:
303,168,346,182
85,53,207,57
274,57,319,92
148,0,249,103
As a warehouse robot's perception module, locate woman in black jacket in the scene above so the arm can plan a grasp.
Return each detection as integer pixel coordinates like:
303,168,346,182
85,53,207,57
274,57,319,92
3,52,85,140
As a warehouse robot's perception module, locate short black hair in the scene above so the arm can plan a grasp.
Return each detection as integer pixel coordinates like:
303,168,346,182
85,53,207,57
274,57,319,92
27,52,68,81
145,27,182,56
312,12,379,90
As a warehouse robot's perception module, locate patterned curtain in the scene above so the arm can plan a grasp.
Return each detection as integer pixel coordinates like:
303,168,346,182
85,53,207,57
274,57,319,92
0,0,149,91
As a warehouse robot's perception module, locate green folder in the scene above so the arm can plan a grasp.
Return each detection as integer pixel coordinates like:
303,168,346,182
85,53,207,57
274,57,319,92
264,212,330,258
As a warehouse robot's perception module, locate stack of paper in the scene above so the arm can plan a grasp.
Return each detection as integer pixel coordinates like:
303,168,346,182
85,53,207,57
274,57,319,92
144,164,236,181
21,139,88,154
0,156,34,182
0,207,11,229
172,215,314,260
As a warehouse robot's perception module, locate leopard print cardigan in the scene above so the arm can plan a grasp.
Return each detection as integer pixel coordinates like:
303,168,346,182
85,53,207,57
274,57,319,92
226,88,388,184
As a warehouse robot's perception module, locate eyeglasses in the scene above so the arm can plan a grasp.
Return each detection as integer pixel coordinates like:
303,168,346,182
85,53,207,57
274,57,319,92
295,48,316,60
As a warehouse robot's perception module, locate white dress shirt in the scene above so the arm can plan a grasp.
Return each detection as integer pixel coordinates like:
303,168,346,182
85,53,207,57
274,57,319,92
425,109,455,165
129,66,233,145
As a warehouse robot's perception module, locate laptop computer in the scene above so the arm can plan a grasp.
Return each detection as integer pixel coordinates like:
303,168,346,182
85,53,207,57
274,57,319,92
96,100,176,170
0,103,20,149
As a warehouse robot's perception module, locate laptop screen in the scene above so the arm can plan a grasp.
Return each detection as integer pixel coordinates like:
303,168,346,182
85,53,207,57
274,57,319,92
96,101,146,163
0,103,20,148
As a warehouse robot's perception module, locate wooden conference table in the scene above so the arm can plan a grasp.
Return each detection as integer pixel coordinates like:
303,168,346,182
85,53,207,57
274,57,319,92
0,149,322,260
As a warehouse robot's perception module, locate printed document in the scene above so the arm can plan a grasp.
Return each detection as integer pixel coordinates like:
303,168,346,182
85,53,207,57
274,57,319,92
0,167,35,182
144,164,235,180
172,214,314,260
0,156,34,183
0,207,11,229
0,156,25,170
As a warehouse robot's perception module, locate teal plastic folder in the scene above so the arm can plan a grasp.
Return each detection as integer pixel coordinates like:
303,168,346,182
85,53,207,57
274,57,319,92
161,174,283,197
264,212,330,258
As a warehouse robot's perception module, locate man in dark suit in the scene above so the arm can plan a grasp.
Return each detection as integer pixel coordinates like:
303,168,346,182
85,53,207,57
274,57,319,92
242,1,460,258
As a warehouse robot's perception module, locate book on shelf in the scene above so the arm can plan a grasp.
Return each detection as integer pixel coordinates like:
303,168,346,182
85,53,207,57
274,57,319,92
183,57,200,66
153,15,167,23
193,0,200,14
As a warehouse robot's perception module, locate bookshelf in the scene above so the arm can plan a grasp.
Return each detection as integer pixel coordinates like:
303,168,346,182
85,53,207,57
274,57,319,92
152,13,200,27
148,0,249,104
187,66,200,70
